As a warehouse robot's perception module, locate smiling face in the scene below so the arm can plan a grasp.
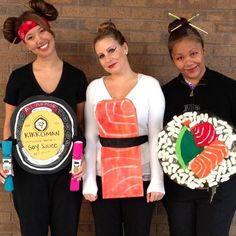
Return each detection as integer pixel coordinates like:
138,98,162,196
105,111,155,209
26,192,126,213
95,37,128,75
24,25,56,58
171,37,206,84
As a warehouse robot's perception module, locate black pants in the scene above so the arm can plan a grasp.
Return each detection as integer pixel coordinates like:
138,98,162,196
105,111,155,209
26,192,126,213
163,195,211,236
208,175,236,236
12,162,82,236
163,175,236,236
91,177,156,236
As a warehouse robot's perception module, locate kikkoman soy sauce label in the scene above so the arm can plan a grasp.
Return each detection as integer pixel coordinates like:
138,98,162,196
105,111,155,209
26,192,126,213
21,110,64,161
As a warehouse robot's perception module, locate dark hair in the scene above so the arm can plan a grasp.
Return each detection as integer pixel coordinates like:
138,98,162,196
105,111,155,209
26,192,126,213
93,20,126,47
168,17,204,57
3,0,58,44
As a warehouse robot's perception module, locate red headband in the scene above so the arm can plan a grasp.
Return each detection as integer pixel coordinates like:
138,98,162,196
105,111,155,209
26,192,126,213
17,18,49,41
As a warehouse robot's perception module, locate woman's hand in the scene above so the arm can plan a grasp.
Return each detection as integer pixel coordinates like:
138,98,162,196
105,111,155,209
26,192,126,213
0,164,6,184
84,193,97,202
146,192,164,203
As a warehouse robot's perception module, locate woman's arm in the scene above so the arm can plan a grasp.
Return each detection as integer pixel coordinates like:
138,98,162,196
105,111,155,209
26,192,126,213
83,81,99,201
146,78,165,201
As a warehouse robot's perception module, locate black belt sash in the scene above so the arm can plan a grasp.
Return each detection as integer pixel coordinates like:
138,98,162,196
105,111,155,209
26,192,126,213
99,135,148,148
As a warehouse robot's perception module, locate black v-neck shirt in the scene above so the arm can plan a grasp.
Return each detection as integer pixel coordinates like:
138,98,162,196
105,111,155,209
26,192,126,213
4,61,88,112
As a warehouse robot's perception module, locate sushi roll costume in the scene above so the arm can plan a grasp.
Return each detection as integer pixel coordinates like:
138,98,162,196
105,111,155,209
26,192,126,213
161,13,236,236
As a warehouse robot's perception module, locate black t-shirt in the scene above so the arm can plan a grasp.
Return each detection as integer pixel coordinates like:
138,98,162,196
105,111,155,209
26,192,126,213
4,61,88,172
4,61,88,113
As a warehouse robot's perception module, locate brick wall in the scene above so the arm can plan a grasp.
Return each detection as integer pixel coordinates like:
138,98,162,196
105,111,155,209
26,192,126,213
0,0,236,235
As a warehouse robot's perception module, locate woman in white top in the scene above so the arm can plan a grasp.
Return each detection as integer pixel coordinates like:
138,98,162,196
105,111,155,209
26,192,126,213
83,20,165,236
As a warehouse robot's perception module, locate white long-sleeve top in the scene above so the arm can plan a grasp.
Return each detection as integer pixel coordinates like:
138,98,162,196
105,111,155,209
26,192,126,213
83,74,165,196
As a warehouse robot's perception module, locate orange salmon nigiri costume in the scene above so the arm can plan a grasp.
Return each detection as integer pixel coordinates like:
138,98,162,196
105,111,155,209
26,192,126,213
83,74,165,199
95,98,144,198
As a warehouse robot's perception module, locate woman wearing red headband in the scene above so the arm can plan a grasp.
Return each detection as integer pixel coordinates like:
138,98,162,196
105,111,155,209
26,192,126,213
1,1,87,235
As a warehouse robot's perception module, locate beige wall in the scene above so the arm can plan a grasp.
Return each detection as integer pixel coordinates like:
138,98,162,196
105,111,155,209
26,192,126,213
0,0,236,235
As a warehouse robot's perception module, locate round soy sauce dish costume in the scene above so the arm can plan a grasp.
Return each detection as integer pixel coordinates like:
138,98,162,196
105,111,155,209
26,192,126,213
1,1,88,236
10,95,78,174
160,13,236,236
83,20,165,236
